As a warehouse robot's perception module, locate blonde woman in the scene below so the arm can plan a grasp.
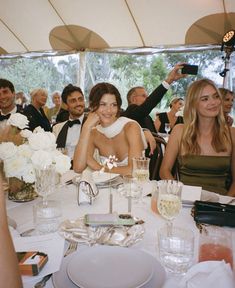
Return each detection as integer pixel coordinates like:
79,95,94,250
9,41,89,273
160,79,235,196
219,87,234,126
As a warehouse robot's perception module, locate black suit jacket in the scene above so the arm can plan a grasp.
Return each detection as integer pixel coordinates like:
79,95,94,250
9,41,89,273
55,114,87,148
122,83,168,133
23,104,51,132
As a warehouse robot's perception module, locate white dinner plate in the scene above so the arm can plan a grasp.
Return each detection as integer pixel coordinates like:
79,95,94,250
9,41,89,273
92,171,120,184
67,246,154,288
52,247,166,288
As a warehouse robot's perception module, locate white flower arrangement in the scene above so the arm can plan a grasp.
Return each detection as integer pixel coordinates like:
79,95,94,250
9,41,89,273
0,113,71,184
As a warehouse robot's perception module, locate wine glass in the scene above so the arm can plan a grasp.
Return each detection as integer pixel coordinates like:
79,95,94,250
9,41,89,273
157,180,183,229
34,165,62,234
165,123,171,134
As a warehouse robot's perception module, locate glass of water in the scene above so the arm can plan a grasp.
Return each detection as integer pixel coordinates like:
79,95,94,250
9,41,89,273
158,226,195,274
33,200,62,234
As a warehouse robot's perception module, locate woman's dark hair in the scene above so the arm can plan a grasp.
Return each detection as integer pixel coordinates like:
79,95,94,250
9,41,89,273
89,83,122,113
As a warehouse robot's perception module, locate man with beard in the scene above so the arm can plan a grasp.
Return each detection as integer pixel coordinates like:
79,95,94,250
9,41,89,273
53,84,87,161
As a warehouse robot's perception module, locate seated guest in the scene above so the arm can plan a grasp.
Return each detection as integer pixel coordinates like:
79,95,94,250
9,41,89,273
219,87,234,126
0,176,23,288
122,64,186,133
56,102,69,123
0,79,23,131
15,91,27,113
45,91,61,123
160,78,235,196
23,88,51,131
74,83,147,175
53,84,87,160
154,96,184,133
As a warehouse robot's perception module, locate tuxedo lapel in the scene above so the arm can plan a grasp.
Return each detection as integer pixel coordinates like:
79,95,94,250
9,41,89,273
56,121,70,148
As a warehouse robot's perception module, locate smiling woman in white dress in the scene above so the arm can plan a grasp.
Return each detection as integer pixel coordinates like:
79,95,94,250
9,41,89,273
73,82,147,175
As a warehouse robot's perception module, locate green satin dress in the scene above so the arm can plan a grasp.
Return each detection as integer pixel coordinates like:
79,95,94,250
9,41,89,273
178,155,231,195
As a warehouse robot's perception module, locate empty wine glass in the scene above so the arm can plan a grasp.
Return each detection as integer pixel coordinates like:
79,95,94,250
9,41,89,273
165,123,171,134
121,175,143,214
157,180,183,229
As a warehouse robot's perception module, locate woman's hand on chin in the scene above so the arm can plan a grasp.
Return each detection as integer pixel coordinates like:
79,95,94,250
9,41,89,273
85,112,100,129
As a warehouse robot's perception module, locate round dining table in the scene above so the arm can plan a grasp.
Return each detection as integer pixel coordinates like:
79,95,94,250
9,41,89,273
6,175,235,288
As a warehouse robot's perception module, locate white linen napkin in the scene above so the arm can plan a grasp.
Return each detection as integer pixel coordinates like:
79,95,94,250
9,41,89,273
77,170,99,204
179,261,235,288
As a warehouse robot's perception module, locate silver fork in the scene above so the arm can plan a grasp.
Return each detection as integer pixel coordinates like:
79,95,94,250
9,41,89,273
34,241,78,288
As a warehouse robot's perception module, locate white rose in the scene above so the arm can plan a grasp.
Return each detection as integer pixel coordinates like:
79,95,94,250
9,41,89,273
22,164,35,183
31,150,53,169
4,155,28,179
54,154,71,174
18,144,33,159
0,142,18,160
33,127,44,133
28,131,56,151
7,113,29,129
20,129,33,139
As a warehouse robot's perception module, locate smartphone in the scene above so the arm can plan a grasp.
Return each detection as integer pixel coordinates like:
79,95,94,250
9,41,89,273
181,64,198,75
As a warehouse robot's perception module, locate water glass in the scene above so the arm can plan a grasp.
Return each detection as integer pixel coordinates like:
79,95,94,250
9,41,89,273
33,200,62,234
199,226,233,268
132,157,150,182
158,226,195,274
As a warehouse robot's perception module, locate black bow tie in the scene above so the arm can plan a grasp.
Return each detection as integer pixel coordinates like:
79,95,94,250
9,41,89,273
68,119,81,127
0,113,11,121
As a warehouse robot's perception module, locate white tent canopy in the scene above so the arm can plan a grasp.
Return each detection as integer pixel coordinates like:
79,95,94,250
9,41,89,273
0,0,235,57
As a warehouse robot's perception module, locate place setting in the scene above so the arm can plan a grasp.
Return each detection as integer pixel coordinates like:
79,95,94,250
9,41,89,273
52,245,166,288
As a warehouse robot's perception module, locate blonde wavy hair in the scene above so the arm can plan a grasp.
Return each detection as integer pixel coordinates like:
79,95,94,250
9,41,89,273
181,78,231,154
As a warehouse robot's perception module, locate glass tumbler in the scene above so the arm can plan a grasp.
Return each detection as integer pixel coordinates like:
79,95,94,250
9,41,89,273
199,226,233,268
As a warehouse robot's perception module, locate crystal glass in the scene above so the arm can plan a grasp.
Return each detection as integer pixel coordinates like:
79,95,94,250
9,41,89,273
165,123,171,134
121,175,143,213
132,157,150,182
34,165,58,203
157,180,183,228
34,165,62,234
158,226,194,274
33,200,62,234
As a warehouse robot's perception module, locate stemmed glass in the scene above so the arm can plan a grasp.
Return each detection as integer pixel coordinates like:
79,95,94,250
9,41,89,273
157,180,183,229
165,123,171,134
132,157,150,204
33,165,62,234
121,175,142,214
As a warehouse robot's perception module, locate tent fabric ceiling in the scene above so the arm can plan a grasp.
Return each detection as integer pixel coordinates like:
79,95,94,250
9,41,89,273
0,0,235,56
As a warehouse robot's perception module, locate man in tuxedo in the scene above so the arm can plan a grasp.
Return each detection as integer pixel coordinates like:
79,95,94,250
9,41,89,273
23,88,51,132
0,79,23,131
53,84,86,161
122,63,186,133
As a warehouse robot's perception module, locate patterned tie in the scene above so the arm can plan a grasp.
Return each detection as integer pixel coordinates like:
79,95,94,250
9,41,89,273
0,113,11,121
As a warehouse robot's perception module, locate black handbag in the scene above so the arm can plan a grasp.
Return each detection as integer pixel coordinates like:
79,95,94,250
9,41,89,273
192,200,235,227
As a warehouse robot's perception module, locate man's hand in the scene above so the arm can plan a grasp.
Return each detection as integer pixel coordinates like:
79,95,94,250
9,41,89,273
165,63,187,85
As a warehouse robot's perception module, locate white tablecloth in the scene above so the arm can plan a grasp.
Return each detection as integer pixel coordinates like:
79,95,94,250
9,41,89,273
6,181,235,288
